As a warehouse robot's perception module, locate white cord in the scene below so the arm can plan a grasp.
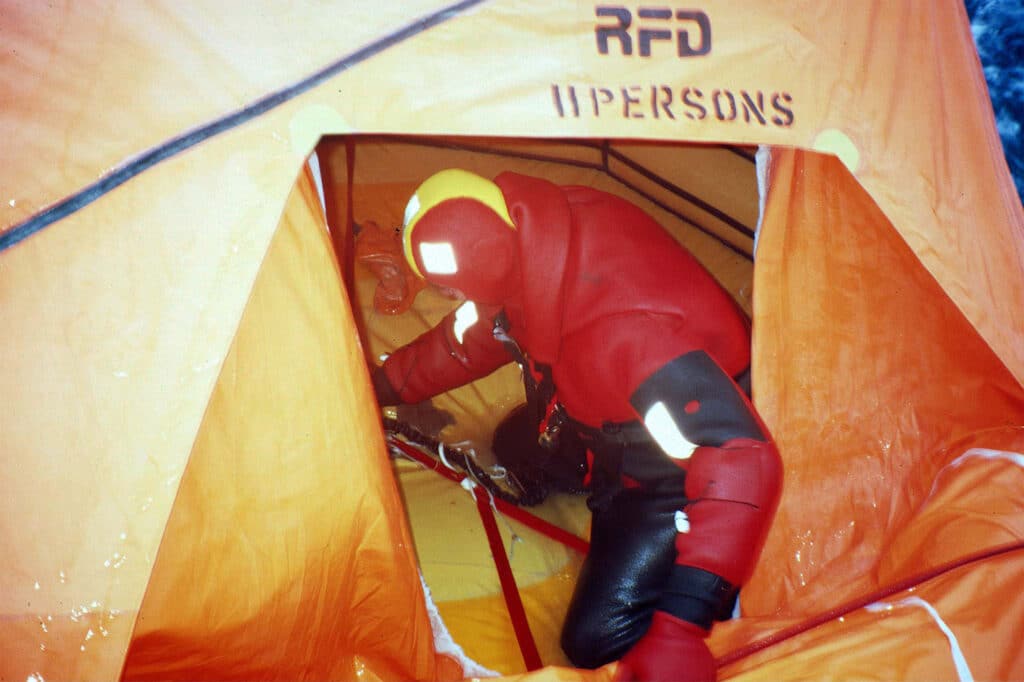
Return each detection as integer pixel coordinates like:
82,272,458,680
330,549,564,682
437,442,458,472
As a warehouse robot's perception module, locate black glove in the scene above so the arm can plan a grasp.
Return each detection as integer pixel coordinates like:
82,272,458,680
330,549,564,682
371,366,403,407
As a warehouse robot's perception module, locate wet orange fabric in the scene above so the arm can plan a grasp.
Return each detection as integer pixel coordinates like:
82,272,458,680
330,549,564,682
710,428,1024,681
747,149,1024,616
119,168,462,681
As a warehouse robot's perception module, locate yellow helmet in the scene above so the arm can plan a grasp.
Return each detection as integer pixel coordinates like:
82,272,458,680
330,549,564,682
400,169,518,304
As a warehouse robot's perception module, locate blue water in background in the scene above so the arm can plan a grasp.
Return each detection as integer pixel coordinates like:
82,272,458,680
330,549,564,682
966,0,1024,204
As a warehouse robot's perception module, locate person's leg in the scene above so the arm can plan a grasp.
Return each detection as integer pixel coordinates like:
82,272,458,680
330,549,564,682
560,486,682,668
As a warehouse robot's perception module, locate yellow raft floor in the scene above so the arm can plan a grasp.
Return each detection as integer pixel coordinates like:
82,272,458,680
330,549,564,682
393,454,592,675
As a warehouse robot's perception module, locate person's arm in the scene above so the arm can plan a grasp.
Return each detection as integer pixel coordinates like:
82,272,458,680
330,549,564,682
373,302,510,406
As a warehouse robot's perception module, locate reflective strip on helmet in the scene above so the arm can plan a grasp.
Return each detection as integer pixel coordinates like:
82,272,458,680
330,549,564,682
452,301,479,344
418,241,458,275
403,193,421,228
401,169,514,278
644,401,698,460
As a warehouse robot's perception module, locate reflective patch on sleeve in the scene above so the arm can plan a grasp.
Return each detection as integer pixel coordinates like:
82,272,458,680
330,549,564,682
452,301,479,344
630,350,766,448
419,241,458,275
644,401,699,460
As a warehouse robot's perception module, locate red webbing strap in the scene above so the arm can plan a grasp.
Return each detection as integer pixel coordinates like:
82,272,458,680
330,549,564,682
390,437,465,484
496,499,590,555
343,138,356,296
472,486,544,671
389,437,590,554
388,435,592,672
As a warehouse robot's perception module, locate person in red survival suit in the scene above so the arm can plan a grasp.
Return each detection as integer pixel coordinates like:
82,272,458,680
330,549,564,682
371,169,782,682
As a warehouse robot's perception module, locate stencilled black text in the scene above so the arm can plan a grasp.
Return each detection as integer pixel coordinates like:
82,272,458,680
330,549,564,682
551,83,795,127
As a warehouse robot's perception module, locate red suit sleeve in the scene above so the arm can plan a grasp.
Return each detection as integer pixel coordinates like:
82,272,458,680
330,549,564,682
381,304,511,404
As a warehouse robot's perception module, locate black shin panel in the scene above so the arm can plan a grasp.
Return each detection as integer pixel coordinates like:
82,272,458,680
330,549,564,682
659,565,738,629
630,350,766,447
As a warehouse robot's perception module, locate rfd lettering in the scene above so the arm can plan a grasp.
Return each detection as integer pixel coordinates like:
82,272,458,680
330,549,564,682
595,6,711,57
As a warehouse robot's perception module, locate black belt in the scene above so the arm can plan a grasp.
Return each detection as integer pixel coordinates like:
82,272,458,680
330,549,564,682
568,414,652,446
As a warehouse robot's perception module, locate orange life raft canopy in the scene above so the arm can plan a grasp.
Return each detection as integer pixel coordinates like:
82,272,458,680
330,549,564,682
2,2,1023,681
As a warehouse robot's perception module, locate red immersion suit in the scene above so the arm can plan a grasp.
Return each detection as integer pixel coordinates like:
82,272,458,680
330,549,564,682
377,171,782,682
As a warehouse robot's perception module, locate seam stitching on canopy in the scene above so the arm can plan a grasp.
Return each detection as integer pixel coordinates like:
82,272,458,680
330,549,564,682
0,0,488,254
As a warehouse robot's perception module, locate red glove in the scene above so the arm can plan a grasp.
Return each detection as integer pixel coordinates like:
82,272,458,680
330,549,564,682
614,611,716,682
